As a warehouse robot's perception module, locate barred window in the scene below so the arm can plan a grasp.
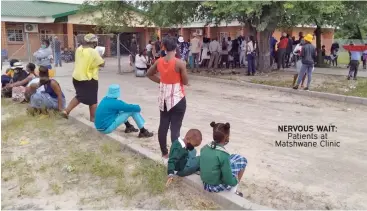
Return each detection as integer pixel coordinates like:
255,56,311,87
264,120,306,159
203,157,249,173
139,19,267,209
40,30,52,41
7,29,24,42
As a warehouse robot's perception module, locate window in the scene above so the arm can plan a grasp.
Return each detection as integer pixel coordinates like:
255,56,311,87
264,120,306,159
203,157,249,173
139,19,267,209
7,29,24,42
40,29,53,41
220,32,229,42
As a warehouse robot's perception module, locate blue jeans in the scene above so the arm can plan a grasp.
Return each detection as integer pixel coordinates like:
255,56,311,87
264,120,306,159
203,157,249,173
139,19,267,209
54,52,62,67
247,54,255,74
297,64,313,87
102,112,145,134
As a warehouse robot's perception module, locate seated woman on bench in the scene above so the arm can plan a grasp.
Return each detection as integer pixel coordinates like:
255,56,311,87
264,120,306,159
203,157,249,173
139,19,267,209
94,84,153,138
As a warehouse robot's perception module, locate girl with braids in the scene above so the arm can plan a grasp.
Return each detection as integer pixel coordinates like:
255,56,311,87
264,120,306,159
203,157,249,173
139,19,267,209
199,121,247,197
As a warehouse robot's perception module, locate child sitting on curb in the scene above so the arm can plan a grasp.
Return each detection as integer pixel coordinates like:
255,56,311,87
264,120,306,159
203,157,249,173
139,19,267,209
199,121,248,197
94,84,153,138
166,129,202,187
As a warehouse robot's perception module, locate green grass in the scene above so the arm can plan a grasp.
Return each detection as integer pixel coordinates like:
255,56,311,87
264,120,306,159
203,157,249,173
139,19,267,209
337,51,350,65
49,182,62,195
250,78,293,88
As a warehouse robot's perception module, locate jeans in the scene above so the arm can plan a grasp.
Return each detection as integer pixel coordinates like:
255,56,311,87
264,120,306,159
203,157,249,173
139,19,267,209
297,64,314,88
54,51,62,67
102,112,145,134
240,51,246,66
348,60,359,79
158,97,186,156
247,53,255,75
192,53,199,69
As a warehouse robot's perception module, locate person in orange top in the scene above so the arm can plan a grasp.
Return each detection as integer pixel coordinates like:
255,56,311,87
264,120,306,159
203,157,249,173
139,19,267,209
277,32,288,69
146,35,189,158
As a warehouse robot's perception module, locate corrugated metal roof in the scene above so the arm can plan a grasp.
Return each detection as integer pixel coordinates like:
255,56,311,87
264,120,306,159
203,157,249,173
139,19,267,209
1,1,80,17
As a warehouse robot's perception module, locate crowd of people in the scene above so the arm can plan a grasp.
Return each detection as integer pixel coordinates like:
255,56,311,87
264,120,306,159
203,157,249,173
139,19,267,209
1,34,248,198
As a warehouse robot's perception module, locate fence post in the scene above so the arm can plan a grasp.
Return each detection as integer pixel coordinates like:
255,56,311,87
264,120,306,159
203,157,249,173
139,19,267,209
26,32,32,62
117,33,121,74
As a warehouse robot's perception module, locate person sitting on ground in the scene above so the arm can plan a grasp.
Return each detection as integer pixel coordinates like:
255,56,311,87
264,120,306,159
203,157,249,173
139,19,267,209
135,49,149,75
2,59,19,87
199,121,248,197
28,66,65,114
2,62,29,98
166,129,203,187
94,84,153,138
11,63,37,102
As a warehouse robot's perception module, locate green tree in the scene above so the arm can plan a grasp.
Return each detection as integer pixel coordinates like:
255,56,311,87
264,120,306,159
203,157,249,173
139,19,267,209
282,1,346,66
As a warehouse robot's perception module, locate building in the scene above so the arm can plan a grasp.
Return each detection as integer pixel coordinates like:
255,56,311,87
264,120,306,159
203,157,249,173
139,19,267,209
1,1,334,61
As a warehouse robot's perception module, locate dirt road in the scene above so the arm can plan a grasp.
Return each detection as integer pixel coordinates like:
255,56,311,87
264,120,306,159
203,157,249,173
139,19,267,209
53,60,367,210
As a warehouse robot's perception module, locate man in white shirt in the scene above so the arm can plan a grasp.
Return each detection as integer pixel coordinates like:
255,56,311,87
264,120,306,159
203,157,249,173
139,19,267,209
146,40,153,63
190,33,201,70
208,37,221,69
240,37,247,67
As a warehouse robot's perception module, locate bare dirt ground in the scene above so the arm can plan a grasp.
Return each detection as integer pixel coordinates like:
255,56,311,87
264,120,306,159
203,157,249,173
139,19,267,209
1,99,219,210
191,69,367,98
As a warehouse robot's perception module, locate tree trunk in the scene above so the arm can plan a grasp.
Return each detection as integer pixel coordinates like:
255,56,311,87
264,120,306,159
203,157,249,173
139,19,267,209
315,25,323,67
257,28,273,73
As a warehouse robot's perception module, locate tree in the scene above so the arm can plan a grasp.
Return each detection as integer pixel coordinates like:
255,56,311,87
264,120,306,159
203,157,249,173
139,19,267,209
282,1,346,66
79,1,145,33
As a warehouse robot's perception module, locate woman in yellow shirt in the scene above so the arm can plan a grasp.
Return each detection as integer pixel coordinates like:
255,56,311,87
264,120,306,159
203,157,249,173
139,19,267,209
62,34,105,122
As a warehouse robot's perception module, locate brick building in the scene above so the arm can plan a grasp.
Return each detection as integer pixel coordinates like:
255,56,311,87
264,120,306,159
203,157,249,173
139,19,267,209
1,1,334,61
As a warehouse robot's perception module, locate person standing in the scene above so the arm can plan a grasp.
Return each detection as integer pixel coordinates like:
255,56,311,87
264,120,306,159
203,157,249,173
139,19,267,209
130,35,138,64
146,40,153,63
146,36,189,158
246,36,256,76
208,37,220,71
240,36,247,67
220,37,229,69
54,36,62,67
293,34,316,90
348,43,362,80
201,38,211,68
362,44,367,70
190,33,201,71
178,36,189,62
61,34,105,122
286,34,293,67
155,37,161,60
269,36,277,66
33,40,53,70
277,33,288,70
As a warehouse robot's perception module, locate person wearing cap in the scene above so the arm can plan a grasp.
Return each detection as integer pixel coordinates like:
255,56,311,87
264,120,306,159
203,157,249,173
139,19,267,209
1,62,30,98
10,63,37,102
94,84,153,137
27,65,65,114
33,40,53,70
178,36,189,62
293,34,316,90
62,33,105,122
190,32,202,71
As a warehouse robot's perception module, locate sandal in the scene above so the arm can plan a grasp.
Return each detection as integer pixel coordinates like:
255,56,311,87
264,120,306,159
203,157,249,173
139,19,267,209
60,110,69,119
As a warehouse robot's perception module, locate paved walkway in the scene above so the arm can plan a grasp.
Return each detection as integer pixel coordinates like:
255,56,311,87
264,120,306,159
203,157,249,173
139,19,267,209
285,66,367,77
45,58,367,210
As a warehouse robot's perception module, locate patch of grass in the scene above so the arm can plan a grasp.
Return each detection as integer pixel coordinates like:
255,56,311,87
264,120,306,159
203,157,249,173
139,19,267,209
160,198,177,209
38,164,48,173
345,79,367,97
68,150,125,178
49,182,62,195
114,179,140,198
133,159,166,195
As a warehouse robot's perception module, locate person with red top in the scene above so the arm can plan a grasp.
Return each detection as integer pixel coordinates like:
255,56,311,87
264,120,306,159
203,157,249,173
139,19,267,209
277,33,288,69
146,35,189,158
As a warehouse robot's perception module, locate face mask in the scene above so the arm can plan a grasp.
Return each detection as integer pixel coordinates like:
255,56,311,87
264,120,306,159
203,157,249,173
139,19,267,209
41,45,46,49
186,143,195,151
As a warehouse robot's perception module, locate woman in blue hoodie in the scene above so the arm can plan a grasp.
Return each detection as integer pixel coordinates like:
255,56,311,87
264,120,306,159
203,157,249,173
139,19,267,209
94,84,153,138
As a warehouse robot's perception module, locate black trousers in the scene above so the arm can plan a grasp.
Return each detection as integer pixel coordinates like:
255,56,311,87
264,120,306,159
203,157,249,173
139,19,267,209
158,97,186,156
348,60,359,79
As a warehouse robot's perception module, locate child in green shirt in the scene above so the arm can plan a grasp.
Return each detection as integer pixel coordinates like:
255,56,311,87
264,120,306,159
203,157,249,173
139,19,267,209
166,129,202,186
199,121,247,197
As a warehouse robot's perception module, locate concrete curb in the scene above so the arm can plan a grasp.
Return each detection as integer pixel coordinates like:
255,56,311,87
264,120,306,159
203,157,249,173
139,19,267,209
69,116,272,210
190,75,367,106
